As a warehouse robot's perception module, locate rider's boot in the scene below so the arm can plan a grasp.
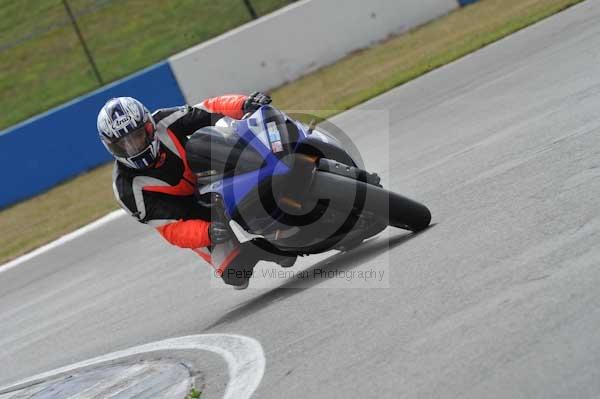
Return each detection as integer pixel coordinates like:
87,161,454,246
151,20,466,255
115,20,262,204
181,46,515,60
221,261,254,290
255,247,297,268
233,279,250,290
275,255,297,268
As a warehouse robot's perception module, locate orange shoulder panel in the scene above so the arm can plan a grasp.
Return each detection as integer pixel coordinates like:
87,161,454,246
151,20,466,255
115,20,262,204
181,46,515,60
200,94,247,119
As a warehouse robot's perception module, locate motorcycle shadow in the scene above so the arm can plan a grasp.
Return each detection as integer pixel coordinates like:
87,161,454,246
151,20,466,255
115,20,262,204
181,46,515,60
204,225,435,330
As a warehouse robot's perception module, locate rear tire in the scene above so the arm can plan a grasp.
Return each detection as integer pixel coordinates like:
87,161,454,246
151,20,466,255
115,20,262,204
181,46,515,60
308,171,431,232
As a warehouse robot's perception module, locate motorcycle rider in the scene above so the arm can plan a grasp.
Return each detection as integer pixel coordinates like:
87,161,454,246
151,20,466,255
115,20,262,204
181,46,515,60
97,93,292,289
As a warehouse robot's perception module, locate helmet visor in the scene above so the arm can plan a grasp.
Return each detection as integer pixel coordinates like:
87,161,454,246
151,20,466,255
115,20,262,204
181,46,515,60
106,123,155,158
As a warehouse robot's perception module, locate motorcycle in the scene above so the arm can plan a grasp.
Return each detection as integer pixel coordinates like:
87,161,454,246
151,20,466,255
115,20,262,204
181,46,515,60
185,105,431,259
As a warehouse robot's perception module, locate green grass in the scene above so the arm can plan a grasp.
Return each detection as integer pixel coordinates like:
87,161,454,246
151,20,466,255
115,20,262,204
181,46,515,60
0,0,585,265
185,387,202,399
0,0,290,130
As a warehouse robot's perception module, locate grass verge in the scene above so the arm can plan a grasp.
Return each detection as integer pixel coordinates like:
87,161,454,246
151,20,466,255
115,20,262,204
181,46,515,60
0,0,289,130
0,0,584,265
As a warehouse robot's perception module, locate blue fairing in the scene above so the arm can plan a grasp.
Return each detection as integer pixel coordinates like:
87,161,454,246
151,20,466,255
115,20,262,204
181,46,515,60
210,106,307,217
218,164,289,217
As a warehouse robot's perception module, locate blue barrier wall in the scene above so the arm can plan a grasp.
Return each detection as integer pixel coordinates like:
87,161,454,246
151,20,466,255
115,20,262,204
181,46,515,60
458,0,479,5
0,61,185,208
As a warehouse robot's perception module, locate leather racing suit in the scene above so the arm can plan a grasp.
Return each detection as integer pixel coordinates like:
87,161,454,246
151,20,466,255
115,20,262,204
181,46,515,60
112,94,255,284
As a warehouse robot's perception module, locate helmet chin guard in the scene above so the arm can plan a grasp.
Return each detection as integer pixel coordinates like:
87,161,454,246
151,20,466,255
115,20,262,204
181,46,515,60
116,138,160,169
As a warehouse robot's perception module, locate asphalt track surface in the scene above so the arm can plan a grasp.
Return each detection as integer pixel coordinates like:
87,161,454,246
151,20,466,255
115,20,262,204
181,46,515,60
2,2,600,397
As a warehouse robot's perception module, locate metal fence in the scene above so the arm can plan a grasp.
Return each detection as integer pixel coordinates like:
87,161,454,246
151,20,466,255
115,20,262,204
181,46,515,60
1,0,295,84
1,0,111,53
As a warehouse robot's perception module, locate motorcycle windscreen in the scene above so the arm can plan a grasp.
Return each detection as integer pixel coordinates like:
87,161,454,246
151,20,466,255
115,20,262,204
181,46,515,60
241,106,300,158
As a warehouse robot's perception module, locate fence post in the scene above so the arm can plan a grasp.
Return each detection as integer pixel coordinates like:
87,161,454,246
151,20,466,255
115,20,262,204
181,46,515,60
62,0,103,85
242,0,258,19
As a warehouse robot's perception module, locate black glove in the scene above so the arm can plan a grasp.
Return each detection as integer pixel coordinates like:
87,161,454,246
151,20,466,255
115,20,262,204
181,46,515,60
243,91,272,114
209,221,231,245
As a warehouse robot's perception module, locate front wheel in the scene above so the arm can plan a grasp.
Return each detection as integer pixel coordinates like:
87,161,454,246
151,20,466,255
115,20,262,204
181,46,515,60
386,189,431,231
308,171,431,232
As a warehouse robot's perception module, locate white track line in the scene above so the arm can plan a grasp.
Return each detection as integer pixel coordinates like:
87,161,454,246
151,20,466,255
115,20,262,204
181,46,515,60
0,334,266,399
0,209,125,273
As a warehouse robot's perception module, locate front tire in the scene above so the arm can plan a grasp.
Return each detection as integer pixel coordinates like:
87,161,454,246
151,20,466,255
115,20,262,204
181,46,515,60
308,171,431,232
387,190,431,231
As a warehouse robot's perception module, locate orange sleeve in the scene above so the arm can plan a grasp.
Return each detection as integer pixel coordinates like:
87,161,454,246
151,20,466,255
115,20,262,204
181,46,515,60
200,94,247,119
156,219,211,249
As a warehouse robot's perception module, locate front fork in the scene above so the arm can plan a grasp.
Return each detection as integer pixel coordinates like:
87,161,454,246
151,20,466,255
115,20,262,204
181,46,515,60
276,154,381,213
